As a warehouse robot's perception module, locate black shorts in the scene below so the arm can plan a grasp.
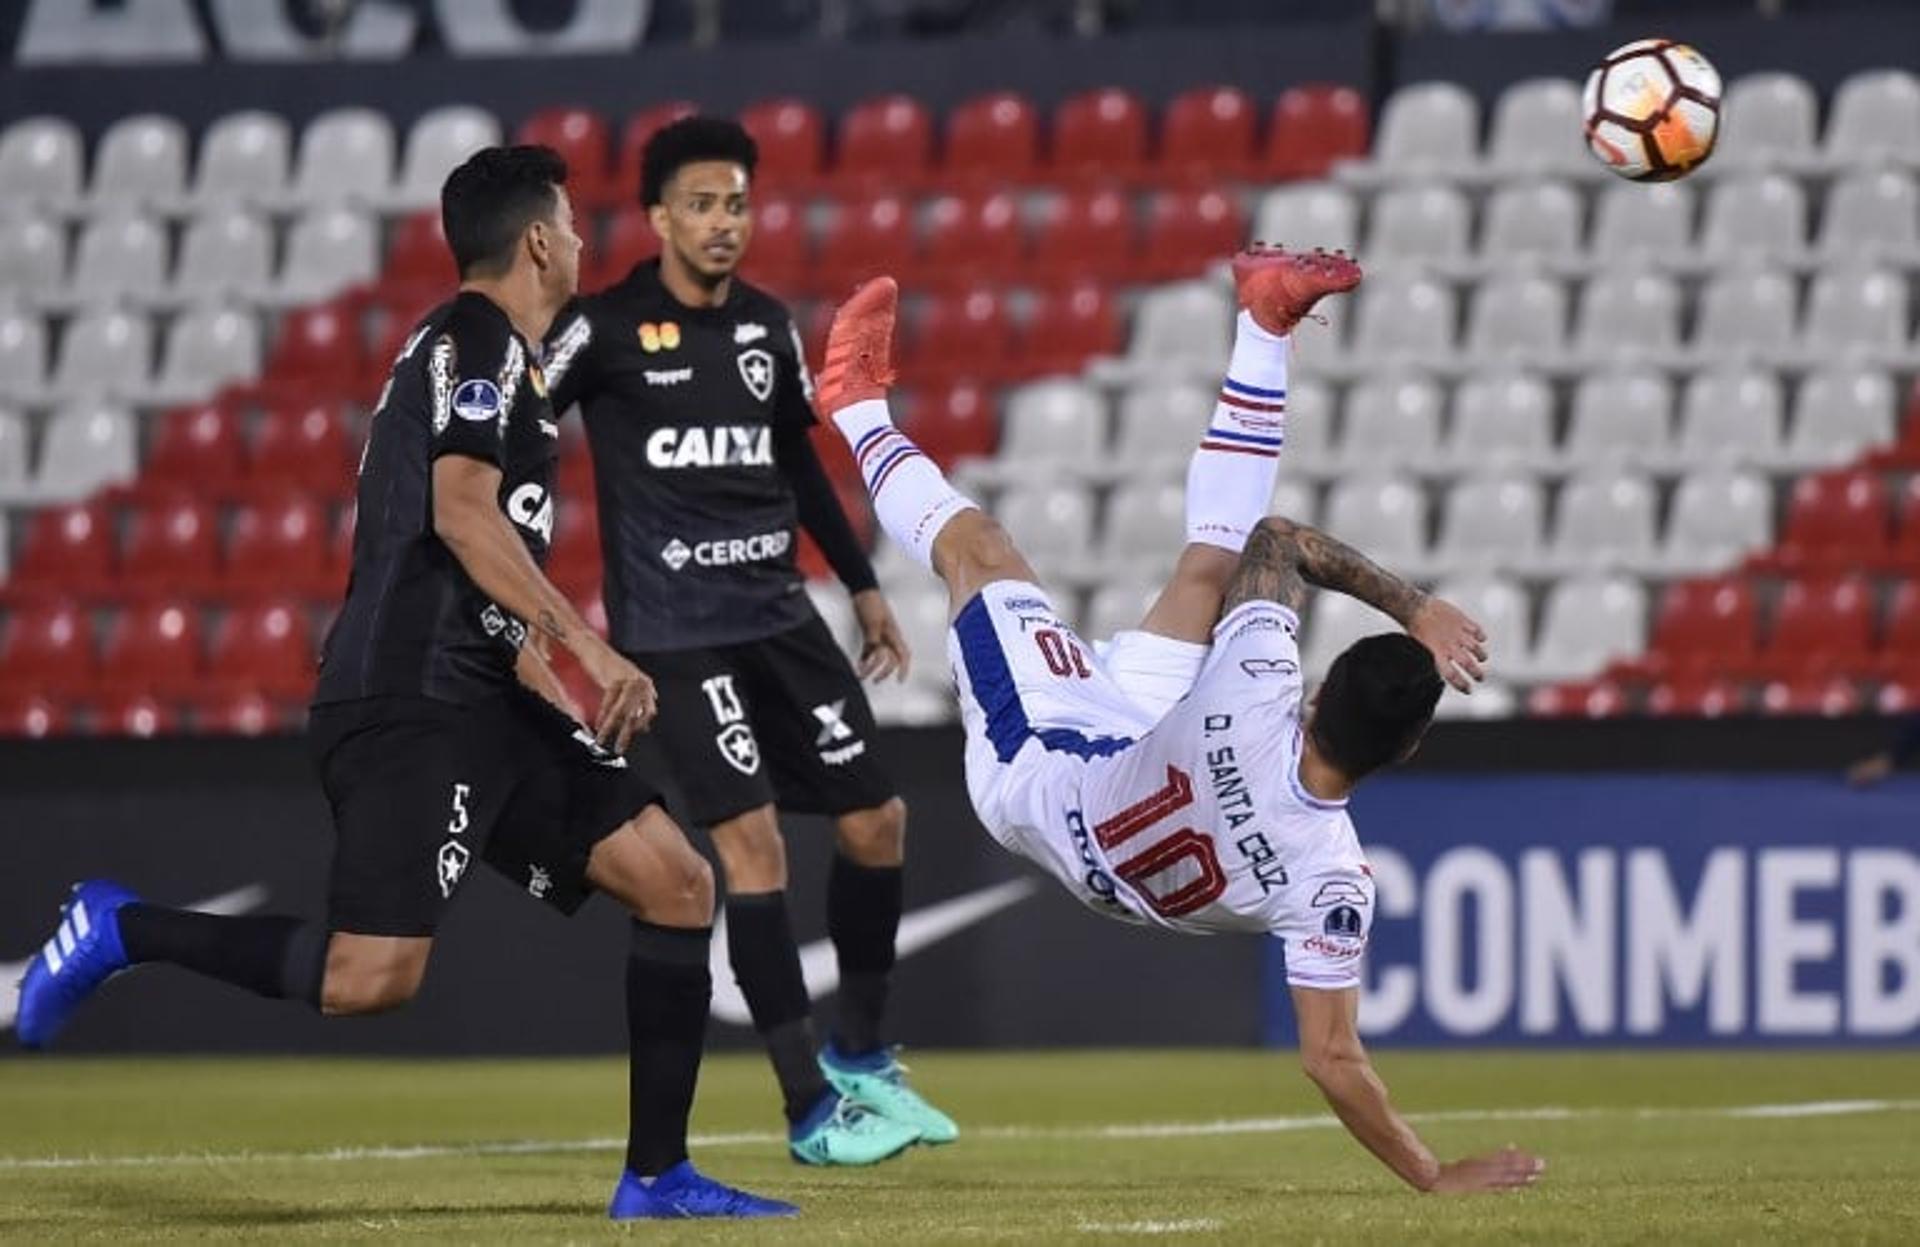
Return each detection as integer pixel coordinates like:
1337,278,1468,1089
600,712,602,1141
307,687,664,937
632,612,897,827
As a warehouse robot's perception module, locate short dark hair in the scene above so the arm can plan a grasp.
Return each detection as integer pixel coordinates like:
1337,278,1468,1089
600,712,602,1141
440,144,568,279
1311,633,1443,780
641,116,758,206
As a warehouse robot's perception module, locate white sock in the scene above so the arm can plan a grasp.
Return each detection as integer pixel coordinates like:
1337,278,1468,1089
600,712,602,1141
830,398,978,571
1186,311,1289,553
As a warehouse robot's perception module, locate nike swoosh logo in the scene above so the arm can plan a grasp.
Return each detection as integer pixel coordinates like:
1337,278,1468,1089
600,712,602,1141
708,878,1038,1026
0,884,271,1033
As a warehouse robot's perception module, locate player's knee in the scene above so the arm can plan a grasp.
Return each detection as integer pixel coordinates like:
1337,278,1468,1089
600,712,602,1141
709,808,787,891
836,797,907,865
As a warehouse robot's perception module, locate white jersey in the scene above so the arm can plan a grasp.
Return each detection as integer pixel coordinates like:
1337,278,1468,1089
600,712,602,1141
949,582,1375,991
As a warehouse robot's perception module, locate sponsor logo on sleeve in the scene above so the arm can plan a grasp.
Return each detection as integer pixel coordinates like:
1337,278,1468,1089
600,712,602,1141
1240,657,1299,679
1312,881,1370,908
452,378,503,423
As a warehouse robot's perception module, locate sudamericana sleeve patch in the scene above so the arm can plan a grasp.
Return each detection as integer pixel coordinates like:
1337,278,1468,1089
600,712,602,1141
452,378,503,423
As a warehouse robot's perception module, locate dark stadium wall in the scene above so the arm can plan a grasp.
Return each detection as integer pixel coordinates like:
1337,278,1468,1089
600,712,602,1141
3,720,1915,1056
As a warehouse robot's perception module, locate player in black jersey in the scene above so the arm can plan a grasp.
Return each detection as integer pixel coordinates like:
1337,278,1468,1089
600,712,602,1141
544,118,951,1165
13,146,793,1221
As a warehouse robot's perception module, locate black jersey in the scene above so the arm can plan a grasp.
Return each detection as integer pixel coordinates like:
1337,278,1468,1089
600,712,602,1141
315,292,558,707
544,261,818,653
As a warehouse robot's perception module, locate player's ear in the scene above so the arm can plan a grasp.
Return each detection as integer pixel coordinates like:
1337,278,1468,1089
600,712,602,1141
648,200,672,241
524,218,552,271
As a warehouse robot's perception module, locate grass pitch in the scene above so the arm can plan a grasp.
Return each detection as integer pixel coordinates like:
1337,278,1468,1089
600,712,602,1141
2,1050,1917,1243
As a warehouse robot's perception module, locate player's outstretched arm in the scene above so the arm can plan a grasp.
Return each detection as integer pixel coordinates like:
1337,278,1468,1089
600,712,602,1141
433,454,656,750
1223,517,1487,692
1291,985,1545,1193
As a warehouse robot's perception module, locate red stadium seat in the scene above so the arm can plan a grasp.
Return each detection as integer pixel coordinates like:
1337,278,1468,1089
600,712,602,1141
1051,88,1149,184
329,502,356,585
1890,475,1920,568
100,598,206,700
381,210,454,301
1158,86,1258,183
1646,675,1745,717
193,685,280,736
1765,576,1875,676
516,106,615,208
1882,580,1920,674
11,503,114,597
1030,187,1138,285
548,500,601,601
595,205,661,287
362,296,438,393
0,599,96,698
1759,674,1863,716
737,195,809,297
119,497,220,597
558,432,594,501
1139,187,1246,280
943,91,1040,187
902,382,998,468
225,496,330,598
814,194,915,296
616,100,699,203
738,98,823,192
210,599,315,701
0,692,64,738
1526,680,1629,718
1264,84,1371,181
92,690,179,738
1645,577,1758,677
1014,281,1120,378
252,403,354,499
142,403,245,498
901,289,1013,387
266,302,366,404
835,94,934,189
1759,469,1891,574
919,191,1023,290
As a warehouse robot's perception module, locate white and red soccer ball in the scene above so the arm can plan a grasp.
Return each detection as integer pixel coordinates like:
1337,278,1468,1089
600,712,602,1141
1583,38,1723,182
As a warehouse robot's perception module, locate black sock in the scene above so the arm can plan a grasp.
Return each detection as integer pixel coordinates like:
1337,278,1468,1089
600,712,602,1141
827,855,902,1057
625,920,710,1178
725,891,828,1123
117,904,326,1007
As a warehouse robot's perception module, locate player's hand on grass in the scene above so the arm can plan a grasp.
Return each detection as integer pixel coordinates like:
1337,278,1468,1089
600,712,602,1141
1427,1146,1546,1193
1409,597,1488,694
580,641,658,752
852,588,912,683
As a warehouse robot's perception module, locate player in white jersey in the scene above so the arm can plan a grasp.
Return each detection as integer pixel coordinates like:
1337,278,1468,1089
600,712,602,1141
812,247,1545,1195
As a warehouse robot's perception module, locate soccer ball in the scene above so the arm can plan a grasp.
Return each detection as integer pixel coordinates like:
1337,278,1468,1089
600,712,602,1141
1583,39,1722,181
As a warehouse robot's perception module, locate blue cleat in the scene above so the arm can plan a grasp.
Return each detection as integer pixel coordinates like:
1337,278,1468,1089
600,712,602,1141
607,1161,798,1220
15,879,140,1050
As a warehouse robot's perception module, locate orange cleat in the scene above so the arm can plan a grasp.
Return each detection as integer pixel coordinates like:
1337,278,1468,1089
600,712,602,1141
1230,244,1362,337
816,276,899,415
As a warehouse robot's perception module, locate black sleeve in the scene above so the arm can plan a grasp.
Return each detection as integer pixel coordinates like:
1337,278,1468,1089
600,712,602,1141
772,316,819,429
540,299,599,414
1891,714,1920,765
427,318,516,468
774,420,877,595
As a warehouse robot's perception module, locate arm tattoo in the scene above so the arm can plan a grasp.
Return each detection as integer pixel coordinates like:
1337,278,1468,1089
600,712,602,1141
1223,518,1428,624
536,608,568,644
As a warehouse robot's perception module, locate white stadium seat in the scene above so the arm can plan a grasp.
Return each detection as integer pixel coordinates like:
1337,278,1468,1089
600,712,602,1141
1690,268,1798,361
1562,371,1672,470
274,205,379,305
190,110,292,207
1821,69,1920,169
1336,374,1444,472
1090,279,1231,387
1322,473,1427,573
1661,467,1773,577
171,207,274,304
151,304,261,405
1360,82,1480,181
1818,169,1919,262
994,483,1096,582
34,401,137,500
1275,377,1336,477
1252,184,1358,254
1483,79,1585,177
1347,271,1455,367
88,114,189,208
47,306,151,402
52,211,168,309
1520,574,1646,684
0,308,50,403
1674,369,1786,470
994,378,1107,478
389,106,502,211
1780,369,1896,471
1587,181,1693,265
1699,174,1806,265
1443,372,1553,472
1430,473,1546,577
0,117,84,209
1714,73,1819,171
1462,270,1565,367
0,408,29,503
1571,269,1680,364
1269,475,1317,527
288,108,395,206
1099,479,1188,577
1365,183,1470,264
1113,381,1211,469
1084,580,1164,645
1478,182,1582,264
1433,574,1533,677
1540,470,1658,575
1799,266,1908,361
0,209,66,298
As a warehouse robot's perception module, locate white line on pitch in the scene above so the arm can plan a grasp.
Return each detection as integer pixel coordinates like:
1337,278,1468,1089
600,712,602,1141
2,1098,1917,1173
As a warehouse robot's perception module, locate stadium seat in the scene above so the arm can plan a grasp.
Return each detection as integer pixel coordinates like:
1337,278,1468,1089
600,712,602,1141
0,408,27,504
387,106,500,211
1540,470,1658,575
1645,577,1757,678
1690,268,1798,362
1014,281,1120,379
515,106,614,208
1462,271,1565,366
1335,375,1443,472
10,503,114,596
194,685,280,736
1365,183,1471,264
0,308,49,406
1263,83,1369,181
1818,169,1919,262
224,497,331,597
382,209,455,301
1095,279,1231,386
1099,479,1188,572
993,483,1095,581
1765,576,1875,677
1268,476,1318,530
1800,267,1907,361
1356,82,1479,181
0,209,64,298
251,403,355,499
1570,269,1680,364
994,379,1106,477
1347,272,1454,367
1430,472,1546,577
54,211,168,309
1137,187,1246,280
189,110,291,208
100,597,206,699
1030,187,1138,285
1675,368,1785,469
1442,372,1553,472
0,116,84,209
91,691,182,738
901,288,1012,387
1158,86,1257,183
1272,378,1335,477
943,91,1040,186
1715,73,1819,171
1083,580,1164,646
1882,579,1920,669
1252,184,1358,255
277,206,379,306
288,108,395,206
1587,181,1693,265
901,381,998,467
1322,474,1426,571
0,692,64,738
1112,381,1211,469
89,113,188,208
209,599,315,700
1895,477,1920,567
144,403,245,496
814,194,914,295
1820,70,1920,169
152,305,260,406
1700,174,1806,265
1646,674,1746,718
266,303,367,403
1523,574,1647,684
1661,466,1773,577
835,94,934,189
1478,182,1581,264
1482,78,1584,176
1758,674,1863,717
595,205,661,287
919,191,1023,290
1301,593,1400,682
1763,469,1891,575
1051,88,1150,184
735,194,807,296
735,99,820,191
1435,574,1533,674
1561,371,1673,471
47,308,152,405
171,208,273,305
35,403,137,501
1780,369,1896,471
0,599,96,699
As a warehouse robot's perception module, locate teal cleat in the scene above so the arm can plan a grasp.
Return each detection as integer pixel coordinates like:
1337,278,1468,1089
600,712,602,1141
821,1042,960,1145
788,1089,920,1166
